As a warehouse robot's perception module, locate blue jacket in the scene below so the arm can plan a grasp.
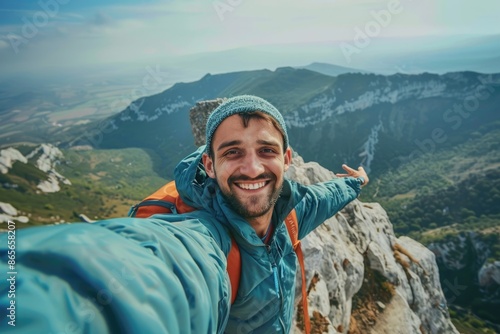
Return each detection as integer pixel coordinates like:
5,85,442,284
0,216,230,333
172,146,362,333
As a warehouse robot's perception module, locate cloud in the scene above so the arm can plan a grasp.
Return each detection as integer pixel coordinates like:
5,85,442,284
90,11,114,26
1,0,499,79
0,39,9,49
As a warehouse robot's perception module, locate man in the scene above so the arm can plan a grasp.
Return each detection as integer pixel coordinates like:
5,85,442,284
173,95,368,332
0,95,367,334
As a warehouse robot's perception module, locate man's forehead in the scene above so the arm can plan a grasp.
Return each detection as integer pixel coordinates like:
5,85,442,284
213,115,283,146
203,95,289,155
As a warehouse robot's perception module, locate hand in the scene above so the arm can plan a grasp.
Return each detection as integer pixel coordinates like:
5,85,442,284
336,164,369,187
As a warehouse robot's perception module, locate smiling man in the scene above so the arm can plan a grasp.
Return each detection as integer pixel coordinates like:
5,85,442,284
174,95,369,333
203,112,291,235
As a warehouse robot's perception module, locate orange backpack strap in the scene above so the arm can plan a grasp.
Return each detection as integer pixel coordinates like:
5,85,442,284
128,181,194,218
285,209,311,334
227,237,241,304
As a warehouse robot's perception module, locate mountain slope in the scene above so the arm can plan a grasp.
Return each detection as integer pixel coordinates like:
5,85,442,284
67,69,500,181
67,68,337,175
296,62,369,77
0,146,167,226
286,71,500,176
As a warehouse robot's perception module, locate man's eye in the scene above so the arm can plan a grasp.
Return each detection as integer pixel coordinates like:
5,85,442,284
225,149,240,156
261,148,276,154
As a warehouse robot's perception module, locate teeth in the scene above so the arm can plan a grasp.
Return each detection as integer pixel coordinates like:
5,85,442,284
237,182,266,190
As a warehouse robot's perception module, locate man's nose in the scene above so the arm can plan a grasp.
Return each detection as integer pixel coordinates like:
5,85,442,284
240,152,265,178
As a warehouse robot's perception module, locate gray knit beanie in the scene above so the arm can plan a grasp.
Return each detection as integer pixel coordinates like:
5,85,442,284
205,95,289,154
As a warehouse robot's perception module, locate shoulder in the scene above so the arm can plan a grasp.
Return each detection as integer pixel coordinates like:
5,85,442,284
175,211,233,256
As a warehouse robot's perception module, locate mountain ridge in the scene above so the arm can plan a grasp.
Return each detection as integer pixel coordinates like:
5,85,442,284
65,68,499,180
295,62,370,77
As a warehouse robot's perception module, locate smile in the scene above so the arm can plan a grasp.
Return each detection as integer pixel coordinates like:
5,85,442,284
235,181,267,190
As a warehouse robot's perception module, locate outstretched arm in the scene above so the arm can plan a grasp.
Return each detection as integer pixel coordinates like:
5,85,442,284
335,164,369,187
0,218,230,334
292,164,369,238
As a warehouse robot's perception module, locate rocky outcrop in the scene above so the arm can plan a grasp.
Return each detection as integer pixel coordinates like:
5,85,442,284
2,144,71,193
428,232,499,324
0,147,27,174
479,261,500,287
0,202,29,224
428,232,490,271
190,100,458,334
287,155,457,334
284,73,497,128
478,261,500,320
26,144,63,172
189,98,226,147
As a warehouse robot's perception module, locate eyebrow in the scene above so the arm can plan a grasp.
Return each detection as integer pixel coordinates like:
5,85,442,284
216,140,242,152
257,139,281,148
216,139,281,152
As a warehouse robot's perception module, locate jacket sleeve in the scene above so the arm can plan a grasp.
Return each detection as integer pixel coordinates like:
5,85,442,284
293,177,362,239
0,218,230,334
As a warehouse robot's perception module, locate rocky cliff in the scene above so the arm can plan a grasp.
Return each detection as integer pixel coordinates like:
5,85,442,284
287,156,457,334
189,100,458,334
0,144,71,195
428,231,500,325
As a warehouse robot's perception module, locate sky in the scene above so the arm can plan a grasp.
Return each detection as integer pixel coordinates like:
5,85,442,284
1,0,499,82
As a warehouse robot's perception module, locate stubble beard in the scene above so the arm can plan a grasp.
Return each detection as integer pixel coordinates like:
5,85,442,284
219,173,283,219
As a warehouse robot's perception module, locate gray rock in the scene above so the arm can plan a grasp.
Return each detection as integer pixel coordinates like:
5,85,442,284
479,261,500,287
0,202,17,216
0,147,27,174
189,98,226,147
288,156,458,334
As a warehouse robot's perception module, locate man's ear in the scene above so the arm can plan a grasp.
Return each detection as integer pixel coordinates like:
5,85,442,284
284,147,292,171
202,153,216,178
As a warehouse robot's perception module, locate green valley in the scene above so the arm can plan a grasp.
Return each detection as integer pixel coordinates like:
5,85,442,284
0,147,167,227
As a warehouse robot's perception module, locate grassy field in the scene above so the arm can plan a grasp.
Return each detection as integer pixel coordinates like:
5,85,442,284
0,147,168,228
0,79,153,147
449,307,499,334
360,124,500,235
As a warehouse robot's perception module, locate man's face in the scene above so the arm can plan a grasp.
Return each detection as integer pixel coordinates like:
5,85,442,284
203,114,292,219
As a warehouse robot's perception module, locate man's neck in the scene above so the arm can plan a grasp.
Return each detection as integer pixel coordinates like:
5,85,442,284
247,211,273,238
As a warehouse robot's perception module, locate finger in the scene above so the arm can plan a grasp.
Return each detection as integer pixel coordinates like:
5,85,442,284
342,164,356,173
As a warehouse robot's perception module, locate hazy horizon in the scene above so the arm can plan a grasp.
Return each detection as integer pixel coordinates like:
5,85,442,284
1,0,500,84
1,0,500,131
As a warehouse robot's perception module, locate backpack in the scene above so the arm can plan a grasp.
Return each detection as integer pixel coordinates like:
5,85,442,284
128,181,311,334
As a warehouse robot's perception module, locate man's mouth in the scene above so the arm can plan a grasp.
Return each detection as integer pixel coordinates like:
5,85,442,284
234,181,268,190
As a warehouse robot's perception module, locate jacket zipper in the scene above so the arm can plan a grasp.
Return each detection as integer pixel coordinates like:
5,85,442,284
266,245,280,297
267,244,286,333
